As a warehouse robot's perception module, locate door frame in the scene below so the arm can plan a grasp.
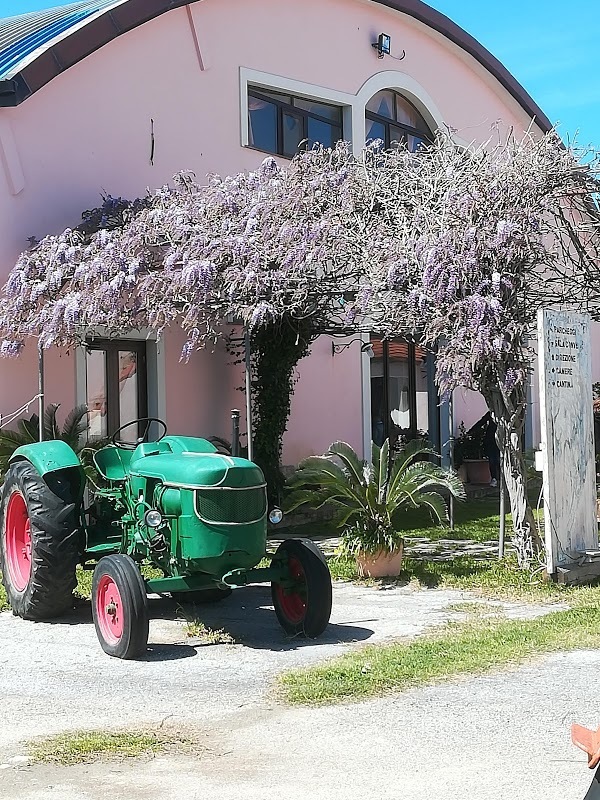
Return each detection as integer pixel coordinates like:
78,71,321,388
363,336,442,455
75,330,166,439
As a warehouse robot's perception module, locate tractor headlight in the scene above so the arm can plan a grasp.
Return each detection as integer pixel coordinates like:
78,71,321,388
269,507,283,525
144,509,163,528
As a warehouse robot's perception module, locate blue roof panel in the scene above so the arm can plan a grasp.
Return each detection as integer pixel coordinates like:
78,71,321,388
0,1,125,80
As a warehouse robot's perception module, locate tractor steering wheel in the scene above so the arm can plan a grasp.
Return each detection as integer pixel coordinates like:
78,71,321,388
111,417,168,451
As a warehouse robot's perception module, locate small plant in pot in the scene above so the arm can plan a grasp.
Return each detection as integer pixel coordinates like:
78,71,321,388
286,438,465,578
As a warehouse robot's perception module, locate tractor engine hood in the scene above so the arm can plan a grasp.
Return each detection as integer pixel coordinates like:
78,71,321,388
129,452,265,488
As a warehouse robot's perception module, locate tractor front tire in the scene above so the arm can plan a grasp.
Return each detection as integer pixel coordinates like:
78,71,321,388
92,555,149,659
271,539,332,638
0,460,79,620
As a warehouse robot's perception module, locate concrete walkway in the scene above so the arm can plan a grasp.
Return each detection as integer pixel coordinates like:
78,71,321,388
0,582,593,800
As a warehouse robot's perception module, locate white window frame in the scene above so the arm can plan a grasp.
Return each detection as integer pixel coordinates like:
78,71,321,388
241,68,353,155
240,67,453,158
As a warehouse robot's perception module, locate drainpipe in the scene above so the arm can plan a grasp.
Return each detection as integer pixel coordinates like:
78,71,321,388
448,389,455,531
499,455,506,559
244,329,253,462
38,344,44,442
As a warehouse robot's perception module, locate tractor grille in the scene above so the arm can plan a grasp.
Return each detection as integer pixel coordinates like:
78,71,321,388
195,486,267,525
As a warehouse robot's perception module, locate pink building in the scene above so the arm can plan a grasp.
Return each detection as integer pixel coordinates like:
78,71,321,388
0,0,561,462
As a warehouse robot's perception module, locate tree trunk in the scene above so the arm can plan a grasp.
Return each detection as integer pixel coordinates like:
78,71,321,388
250,316,312,504
485,386,543,569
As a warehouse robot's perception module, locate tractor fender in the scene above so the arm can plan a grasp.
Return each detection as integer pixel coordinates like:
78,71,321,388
10,441,85,499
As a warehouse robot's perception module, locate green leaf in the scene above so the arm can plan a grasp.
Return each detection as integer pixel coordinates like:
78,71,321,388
0,403,94,480
288,466,349,490
327,441,365,488
287,459,367,505
335,505,361,529
61,404,89,448
371,439,381,483
290,456,351,484
378,438,390,502
285,488,332,513
286,437,464,556
411,491,449,524
365,478,378,515
43,403,61,441
18,415,39,442
387,439,437,499
0,430,30,448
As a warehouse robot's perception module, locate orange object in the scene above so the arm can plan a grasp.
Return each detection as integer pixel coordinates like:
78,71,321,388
572,724,600,769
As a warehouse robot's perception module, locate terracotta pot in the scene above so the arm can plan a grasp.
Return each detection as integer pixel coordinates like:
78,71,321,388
463,458,491,485
457,464,468,484
356,543,404,578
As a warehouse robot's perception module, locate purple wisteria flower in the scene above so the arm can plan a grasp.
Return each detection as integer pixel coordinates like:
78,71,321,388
0,340,23,357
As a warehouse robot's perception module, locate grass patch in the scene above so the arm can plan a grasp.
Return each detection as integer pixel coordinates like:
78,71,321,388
74,564,164,601
446,601,503,618
401,555,567,600
74,566,93,600
280,498,521,544
27,728,193,766
0,582,7,612
279,596,600,705
398,498,503,542
183,618,235,645
328,554,360,582
327,552,577,602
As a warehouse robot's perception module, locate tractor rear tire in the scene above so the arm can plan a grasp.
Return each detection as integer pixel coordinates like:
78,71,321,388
171,587,232,605
92,555,149,659
0,460,79,620
271,539,332,638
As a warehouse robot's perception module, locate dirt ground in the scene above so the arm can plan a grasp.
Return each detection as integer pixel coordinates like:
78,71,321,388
0,582,594,800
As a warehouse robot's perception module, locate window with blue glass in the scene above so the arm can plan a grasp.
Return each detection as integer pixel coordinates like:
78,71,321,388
365,90,432,151
248,88,343,158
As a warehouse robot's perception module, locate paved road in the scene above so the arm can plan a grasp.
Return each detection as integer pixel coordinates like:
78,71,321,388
0,583,594,800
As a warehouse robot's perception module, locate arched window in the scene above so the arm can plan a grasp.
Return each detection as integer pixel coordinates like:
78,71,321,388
365,90,431,151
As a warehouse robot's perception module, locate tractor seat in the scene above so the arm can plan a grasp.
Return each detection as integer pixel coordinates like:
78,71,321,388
93,446,134,482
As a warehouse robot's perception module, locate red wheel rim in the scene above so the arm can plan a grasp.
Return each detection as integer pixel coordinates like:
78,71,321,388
4,492,32,592
96,574,124,644
275,556,307,624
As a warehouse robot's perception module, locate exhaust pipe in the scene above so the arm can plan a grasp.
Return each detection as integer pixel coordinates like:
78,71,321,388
231,409,240,458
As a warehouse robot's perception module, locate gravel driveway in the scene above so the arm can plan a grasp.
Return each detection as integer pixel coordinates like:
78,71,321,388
0,582,595,800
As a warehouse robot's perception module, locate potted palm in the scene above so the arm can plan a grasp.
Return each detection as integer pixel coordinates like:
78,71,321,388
286,438,465,577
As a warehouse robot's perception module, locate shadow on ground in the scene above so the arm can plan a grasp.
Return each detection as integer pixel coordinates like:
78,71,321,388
153,585,374,651
40,585,373,659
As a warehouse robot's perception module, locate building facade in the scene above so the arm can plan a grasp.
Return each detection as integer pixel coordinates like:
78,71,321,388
0,0,560,461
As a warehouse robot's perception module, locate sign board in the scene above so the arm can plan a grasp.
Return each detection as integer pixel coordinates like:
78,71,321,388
537,309,597,574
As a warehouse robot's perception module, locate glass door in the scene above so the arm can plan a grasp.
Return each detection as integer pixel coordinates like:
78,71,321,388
370,338,436,449
86,340,147,442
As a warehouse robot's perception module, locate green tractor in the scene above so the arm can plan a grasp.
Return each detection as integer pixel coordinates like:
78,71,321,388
0,417,332,658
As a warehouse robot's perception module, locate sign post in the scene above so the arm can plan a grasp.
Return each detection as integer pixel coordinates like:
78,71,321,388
537,309,598,580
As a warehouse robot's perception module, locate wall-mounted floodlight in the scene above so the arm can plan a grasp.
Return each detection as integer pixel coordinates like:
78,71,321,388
372,33,391,59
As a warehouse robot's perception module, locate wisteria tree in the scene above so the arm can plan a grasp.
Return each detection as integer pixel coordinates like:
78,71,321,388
364,129,600,567
1,130,599,561
0,145,383,499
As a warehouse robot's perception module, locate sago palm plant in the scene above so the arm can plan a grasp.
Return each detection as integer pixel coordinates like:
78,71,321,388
286,438,465,556
0,403,100,479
